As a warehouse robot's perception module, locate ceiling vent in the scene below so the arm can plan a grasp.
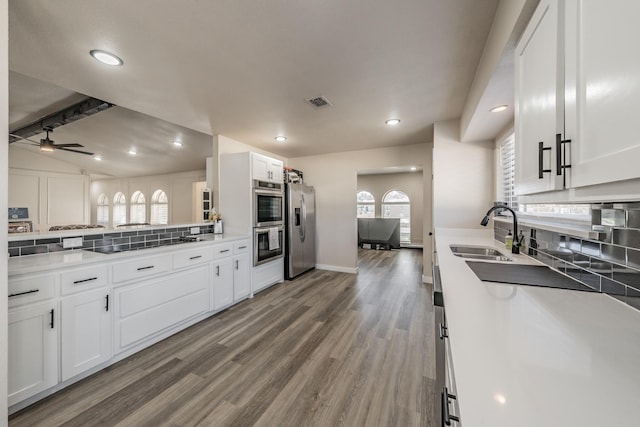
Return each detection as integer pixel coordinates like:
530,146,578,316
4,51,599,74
305,96,332,109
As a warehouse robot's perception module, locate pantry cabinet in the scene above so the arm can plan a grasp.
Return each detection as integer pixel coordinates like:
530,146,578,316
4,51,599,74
564,0,640,189
515,0,564,195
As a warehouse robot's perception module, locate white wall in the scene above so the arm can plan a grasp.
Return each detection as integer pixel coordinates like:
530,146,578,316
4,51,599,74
289,143,432,276
1,0,9,419
90,170,205,226
433,119,495,229
357,172,424,245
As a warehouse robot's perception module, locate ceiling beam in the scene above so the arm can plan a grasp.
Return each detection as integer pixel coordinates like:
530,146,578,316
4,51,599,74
9,97,114,143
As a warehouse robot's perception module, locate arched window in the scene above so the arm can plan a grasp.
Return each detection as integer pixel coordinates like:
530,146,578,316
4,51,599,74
382,190,411,243
150,189,169,225
97,193,109,226
130,191,146,224
356,190,375,218
113,192,127,226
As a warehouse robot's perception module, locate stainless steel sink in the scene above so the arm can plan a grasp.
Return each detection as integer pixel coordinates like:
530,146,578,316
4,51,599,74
450,245,512,262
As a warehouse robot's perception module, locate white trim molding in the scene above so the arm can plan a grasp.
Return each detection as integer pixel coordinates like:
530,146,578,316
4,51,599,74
315,264,359,274
422,275,433,284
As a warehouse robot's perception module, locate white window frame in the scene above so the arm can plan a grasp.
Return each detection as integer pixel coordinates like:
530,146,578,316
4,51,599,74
150,189,169,225
382,190,411,244
356,190,375,218
112,192,127,226
130,191,146,224
96,193,109,227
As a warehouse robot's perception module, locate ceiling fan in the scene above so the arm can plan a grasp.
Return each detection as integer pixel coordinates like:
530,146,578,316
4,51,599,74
9,127,95,156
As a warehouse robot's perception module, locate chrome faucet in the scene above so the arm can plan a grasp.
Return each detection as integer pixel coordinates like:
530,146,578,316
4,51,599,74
481,205,522,254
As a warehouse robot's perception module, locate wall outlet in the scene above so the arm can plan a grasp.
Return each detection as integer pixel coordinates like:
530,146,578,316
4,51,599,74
190,227,201,235
62,237,83,249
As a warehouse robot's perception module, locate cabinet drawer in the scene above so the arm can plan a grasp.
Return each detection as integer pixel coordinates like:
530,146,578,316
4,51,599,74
8,274,56,308
60,265,109,295
234,240,250,255
213,243,234,259
112,254,172,284
173,246,213,270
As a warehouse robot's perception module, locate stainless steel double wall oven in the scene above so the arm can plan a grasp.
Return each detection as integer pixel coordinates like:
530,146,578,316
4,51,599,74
253,180,284,265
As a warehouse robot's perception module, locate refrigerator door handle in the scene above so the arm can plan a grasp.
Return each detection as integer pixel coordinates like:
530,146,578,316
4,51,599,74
300,194,306,242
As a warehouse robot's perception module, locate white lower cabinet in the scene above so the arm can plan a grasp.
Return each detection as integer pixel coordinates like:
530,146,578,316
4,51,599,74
233,253,251,301
60,288,112,381
114,264,210,352
8,300,58,406
212,257,234,310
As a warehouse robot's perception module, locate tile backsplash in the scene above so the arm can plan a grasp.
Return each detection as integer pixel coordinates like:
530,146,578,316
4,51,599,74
494,203,640,311
8,224,214,257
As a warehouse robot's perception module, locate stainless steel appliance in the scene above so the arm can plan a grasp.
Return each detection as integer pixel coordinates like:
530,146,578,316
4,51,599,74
254,225,284,266
253,180,284,227
284,170,316,279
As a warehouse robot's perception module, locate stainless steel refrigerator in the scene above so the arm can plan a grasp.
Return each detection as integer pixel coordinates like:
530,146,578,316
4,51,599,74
285,171,316,279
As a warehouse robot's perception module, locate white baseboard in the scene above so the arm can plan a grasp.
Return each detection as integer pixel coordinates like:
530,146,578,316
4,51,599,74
316,264,359,274
422,275,433,284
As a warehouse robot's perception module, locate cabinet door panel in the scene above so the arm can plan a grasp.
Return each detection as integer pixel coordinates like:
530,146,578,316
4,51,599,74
233,253,251,301
61,288,112,381
8,301,58,406
213,258,234,310
515,0,564,194
565,0,640,188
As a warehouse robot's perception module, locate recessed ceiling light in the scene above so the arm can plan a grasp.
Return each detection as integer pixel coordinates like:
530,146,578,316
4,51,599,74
128,149,137,155
90,49,123,66
93,155,103,161
275,136,287,142
173,140,183,147
385,119,401,126
490,105,509,113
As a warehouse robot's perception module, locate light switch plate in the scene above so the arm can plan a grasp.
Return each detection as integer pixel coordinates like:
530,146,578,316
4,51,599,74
62,237,83,249
190,227,200,235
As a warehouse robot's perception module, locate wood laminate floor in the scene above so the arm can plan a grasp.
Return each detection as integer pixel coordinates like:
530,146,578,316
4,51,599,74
10,248,436,427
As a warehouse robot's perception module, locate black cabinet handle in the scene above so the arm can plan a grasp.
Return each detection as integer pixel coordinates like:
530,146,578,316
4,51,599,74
189,255,202,260
439,323,448,340
136,265,155,271
441,386,460,426
238,246,247,249
9,289,39,298
235,260,239,270
105,294,110,311
538,141,552,179
49,309,54,329
220,249,230,253
73,277,98,284
216,265,220,276
555,133,572,176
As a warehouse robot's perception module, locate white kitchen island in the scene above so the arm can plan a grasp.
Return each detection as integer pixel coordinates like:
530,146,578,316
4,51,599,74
436,228,640,427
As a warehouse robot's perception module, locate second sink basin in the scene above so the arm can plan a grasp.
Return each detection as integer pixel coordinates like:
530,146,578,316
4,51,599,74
450,245,512,262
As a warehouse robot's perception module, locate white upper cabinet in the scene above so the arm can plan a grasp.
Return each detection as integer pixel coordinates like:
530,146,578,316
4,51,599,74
564,0,640,188
251,153,283,184
515,0,565,195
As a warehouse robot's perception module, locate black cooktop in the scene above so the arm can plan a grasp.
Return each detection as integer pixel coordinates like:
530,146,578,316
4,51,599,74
465,261,598,292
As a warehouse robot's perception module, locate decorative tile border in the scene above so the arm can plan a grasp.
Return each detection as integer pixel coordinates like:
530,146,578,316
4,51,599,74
8,225,214,258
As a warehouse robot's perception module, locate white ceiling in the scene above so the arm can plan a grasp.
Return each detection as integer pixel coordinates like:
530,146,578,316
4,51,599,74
8,0,501,175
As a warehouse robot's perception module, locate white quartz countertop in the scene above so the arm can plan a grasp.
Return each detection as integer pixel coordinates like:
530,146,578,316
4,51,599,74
8,233,248,276
436,228,640,427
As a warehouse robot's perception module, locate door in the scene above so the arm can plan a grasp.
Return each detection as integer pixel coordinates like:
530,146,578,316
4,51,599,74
8,301,58,406
213,258,234,310
301,185,316,271
61,288,112,381
564,0,640,188
515,0,565,194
